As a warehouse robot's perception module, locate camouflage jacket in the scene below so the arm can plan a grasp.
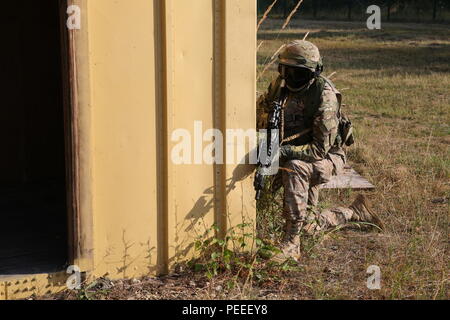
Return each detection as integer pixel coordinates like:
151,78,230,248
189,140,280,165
257,75,342,162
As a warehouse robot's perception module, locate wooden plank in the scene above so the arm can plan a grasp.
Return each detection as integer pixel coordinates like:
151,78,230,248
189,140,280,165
320,165,375,190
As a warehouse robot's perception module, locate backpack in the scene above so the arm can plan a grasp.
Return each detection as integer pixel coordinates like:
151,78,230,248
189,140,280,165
338,112,355,147
323,77,355,147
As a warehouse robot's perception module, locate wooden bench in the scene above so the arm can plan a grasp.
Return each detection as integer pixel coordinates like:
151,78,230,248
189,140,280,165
320,165,375,190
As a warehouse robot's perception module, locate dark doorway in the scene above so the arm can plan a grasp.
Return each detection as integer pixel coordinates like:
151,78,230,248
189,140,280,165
0,1,70,275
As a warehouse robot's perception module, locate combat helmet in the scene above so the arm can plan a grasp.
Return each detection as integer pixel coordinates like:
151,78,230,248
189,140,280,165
279,40,323,75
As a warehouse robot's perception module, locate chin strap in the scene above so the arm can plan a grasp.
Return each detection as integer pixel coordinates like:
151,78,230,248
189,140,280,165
280,63,322,93
286,77,315,92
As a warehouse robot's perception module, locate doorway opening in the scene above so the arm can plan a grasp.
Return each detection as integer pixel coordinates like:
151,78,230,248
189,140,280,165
0,1,72,275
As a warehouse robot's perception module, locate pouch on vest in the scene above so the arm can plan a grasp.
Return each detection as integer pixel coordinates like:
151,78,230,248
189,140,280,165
339,112,355,147
323,77,355,148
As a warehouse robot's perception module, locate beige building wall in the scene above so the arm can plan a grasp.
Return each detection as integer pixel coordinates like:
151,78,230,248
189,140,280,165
81,0,256,278
87,0,160,278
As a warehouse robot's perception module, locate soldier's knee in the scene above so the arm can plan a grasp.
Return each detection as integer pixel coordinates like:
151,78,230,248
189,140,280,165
283,160,313,177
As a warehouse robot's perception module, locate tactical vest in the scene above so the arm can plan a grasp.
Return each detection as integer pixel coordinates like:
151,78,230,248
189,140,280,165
273,76,353,148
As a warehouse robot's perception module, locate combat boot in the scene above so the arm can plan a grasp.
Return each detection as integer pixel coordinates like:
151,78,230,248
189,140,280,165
270,220,302,263
350,194,384,230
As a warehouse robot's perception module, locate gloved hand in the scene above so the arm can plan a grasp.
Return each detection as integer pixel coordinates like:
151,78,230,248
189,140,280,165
279,145,292,159
279,144,309,160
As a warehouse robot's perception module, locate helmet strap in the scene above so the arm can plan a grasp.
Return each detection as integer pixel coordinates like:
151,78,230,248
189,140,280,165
314,64,323,78
279,64,287,79
286,78,315,93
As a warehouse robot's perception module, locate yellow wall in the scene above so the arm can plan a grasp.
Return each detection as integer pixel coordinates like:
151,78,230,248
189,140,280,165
223,0,258,236
86,0,256,279
86,0,159,279
1,0,256,298
164,0,217,268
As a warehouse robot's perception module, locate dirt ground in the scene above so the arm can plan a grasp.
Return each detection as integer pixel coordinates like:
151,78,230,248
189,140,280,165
36,18,449,301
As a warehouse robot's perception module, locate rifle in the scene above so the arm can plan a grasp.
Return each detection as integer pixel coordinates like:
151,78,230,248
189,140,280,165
254,82,288,200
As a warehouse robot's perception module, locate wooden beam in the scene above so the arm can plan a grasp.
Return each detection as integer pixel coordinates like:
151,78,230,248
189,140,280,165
321,165,375,190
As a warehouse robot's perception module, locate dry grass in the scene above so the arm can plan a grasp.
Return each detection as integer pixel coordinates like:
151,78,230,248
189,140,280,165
257,19,449,299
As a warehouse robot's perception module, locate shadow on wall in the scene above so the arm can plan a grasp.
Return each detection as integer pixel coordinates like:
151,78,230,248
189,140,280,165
168,157,257,266
97,230,158,279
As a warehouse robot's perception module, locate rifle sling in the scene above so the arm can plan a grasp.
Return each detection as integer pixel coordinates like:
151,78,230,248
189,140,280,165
282,128,313,144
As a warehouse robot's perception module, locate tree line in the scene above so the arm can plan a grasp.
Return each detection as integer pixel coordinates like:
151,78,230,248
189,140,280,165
257,0,450,22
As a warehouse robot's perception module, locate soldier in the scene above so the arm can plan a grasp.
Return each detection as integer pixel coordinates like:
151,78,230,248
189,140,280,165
257,40,383,263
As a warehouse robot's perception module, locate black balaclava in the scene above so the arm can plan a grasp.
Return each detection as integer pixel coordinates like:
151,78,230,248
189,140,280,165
279,64,315,91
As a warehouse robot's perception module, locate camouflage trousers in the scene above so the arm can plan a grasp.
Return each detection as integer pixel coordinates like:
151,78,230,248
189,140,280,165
282,149,356,233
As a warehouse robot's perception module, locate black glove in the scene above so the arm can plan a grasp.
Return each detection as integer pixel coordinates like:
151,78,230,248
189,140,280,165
279,144,309,160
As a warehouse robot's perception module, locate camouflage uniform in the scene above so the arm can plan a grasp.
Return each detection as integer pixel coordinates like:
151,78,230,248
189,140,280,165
257,41,383,262
258,74,354,233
